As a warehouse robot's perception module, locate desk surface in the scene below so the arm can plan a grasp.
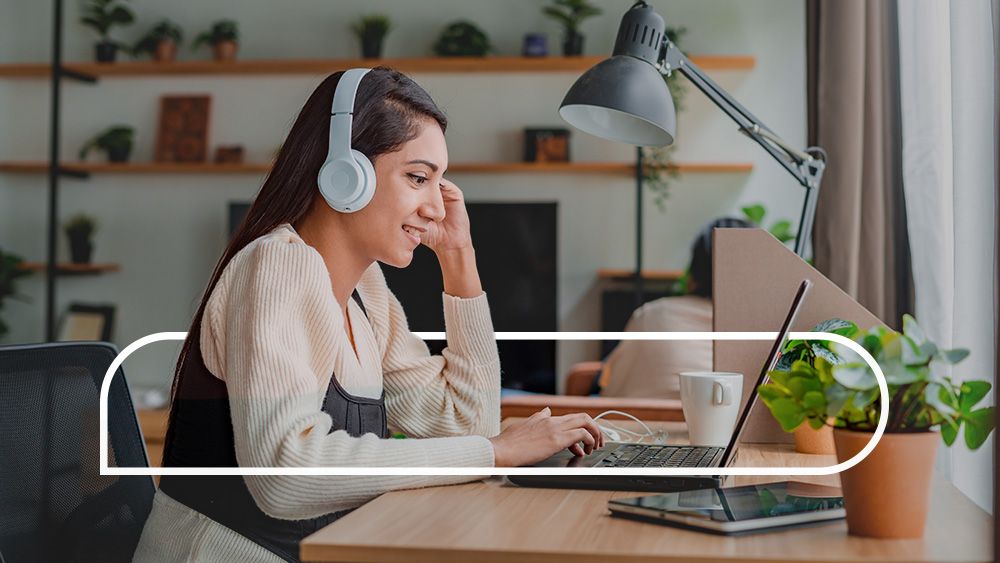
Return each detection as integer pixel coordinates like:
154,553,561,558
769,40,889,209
300,422,993,563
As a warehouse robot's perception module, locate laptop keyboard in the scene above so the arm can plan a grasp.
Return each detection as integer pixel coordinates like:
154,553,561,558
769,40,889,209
601,444,722,468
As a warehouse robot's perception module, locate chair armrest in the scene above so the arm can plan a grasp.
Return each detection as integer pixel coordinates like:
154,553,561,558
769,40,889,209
500,394,684,422
563,361,604,396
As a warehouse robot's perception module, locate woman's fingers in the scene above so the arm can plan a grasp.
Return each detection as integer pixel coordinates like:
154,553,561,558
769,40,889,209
555,413,604,451
568,443,585,457
568,427,596,455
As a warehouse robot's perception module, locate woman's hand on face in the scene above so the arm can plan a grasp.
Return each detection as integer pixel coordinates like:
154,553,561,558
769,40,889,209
488,407,606,467
420,178,473,254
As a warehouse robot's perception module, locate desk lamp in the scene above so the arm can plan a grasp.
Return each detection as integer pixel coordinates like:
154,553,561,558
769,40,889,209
560,1,826,262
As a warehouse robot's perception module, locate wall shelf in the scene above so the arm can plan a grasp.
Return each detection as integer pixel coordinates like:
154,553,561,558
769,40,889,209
18,262,121,275
597,268,684,281
0,161,754,176
0,55,755,78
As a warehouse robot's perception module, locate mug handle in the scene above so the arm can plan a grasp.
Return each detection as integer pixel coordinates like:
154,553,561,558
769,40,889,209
712,381,734,406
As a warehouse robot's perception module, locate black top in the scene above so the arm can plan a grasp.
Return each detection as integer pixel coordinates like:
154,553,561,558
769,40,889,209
160,291,387,562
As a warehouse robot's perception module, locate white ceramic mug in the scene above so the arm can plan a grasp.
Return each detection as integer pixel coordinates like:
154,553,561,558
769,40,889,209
679,371,743,447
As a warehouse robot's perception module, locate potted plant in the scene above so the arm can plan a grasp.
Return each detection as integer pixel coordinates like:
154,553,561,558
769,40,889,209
64,214,98,264
351,14,391,59
0,248,32,341
193,20,239,62
432,21,492,57
80,0,135,63
542,0,602,56
132,19,183,63
79,125,134,163
758,315,995,538
766,318,859,454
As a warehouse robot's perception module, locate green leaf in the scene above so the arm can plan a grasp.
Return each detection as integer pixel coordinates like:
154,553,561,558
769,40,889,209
936,382,960,410
824,383,852,417
811,344,842,365
937,348,970,365
802,390,825,412
767,370,792,389
832,362,876,390
852,387,880,409
769,220,793,243
768,398,806,432
741,204,765,225
962,407,995,450
807,416,826,429
940,418,958,446
901,335,930,365
774,352,795,373
811,318,859,337
757,384,788,403
882,358,924,385
861,334,882,357
902,314,926,345
958,381,992,413
787,376,821,400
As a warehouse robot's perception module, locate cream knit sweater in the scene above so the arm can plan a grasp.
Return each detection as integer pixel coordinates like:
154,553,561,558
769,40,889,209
134,223,501,562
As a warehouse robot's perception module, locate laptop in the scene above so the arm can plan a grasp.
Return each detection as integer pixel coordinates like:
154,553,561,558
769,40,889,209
508,279,812,492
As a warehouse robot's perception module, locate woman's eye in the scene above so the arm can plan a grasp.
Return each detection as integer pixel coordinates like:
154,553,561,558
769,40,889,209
407,173,428,186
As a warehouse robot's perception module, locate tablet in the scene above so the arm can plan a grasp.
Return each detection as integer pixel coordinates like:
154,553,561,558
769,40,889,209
607,481,845,535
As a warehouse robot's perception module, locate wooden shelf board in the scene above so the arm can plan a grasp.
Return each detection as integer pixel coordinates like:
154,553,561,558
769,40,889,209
597,268,684,281
0,161,753,176
19,262,121,274
0,55,755,78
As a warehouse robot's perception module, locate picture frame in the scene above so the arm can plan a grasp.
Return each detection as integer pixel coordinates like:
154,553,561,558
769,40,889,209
59,303,116,342
523,128,571,163
154,94,212,163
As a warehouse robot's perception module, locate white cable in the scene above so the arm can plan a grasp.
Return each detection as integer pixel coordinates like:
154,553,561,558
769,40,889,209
593,410,665,444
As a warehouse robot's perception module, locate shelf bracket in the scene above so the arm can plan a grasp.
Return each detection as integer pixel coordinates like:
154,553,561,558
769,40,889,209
59,67,97,84
56,166,90,179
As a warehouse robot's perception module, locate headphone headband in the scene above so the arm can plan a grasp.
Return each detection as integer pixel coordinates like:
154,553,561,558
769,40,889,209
329,68,372,160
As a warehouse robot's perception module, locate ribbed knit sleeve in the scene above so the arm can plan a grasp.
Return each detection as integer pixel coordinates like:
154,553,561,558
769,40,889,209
199,230,495,521
356,264,502,440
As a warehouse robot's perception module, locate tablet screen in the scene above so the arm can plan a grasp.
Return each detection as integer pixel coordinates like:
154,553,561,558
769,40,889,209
611,481,843,523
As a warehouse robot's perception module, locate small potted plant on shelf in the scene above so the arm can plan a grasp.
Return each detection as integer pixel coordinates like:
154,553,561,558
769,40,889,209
80,0,135,63
351,14,391,59
542,0,602,56
131,19,184,63
0,248,31,342
193,20,240,62
64,214,98,265
79,125,135,163
432,21,492,57
757,315,995,538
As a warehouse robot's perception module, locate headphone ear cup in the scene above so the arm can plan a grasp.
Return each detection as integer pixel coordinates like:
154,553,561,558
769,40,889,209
317,157,364,212
349,149,376,212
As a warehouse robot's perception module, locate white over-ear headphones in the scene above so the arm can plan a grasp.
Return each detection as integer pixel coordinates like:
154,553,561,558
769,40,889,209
318,68,376,213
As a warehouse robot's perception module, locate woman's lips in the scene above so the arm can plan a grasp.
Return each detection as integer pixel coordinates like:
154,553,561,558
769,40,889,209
402,225,421,246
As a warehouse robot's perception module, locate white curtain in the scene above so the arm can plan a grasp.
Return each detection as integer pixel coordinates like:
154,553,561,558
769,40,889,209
898,0,997,512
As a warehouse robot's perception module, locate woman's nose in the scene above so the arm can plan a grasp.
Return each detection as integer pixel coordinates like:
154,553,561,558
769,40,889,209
420,185,446,222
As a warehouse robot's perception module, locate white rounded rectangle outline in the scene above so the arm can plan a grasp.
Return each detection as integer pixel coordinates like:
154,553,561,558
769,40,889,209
99,331,888,477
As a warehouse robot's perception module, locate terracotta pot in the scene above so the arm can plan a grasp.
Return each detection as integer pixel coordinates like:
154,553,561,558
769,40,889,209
794,423,835,454
212,40,238,61
154,39,177,63
833,428,939,538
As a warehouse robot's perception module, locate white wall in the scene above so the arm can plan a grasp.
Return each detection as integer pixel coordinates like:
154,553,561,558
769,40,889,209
0,0,806,390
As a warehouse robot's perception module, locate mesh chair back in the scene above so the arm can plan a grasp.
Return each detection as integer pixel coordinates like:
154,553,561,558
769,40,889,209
0,342,155,563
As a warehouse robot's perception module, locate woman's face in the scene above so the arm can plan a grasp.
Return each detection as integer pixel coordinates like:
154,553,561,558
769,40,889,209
347,119,448,268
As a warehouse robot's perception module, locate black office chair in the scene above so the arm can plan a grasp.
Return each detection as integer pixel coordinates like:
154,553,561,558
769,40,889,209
0,342,155,563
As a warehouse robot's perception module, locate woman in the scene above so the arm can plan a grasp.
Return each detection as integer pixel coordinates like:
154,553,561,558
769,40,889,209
599,217,752,398
134,67,603,562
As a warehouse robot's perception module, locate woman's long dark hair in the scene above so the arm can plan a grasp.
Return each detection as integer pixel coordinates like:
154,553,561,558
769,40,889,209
164,67,447,445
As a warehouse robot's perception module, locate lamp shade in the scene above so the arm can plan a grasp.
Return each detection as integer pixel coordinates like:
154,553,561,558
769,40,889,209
559,56,676,147
558,1,677,147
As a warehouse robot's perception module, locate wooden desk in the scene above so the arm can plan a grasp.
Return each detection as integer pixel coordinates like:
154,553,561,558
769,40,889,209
301,422,993,562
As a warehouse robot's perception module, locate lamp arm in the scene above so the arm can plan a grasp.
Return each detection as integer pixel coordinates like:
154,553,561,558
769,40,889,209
660,41,826,257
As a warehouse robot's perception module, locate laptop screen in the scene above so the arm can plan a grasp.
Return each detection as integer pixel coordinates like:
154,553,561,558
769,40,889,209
718,279,812,467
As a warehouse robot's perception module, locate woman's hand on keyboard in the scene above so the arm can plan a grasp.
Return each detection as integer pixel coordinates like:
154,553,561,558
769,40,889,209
489,407,605,467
